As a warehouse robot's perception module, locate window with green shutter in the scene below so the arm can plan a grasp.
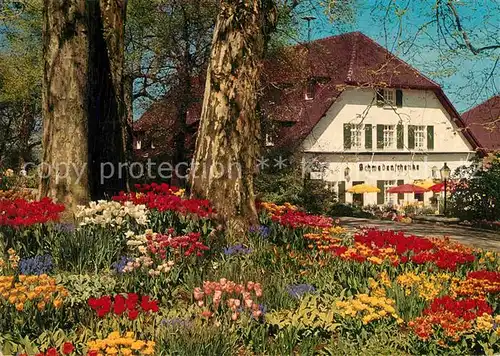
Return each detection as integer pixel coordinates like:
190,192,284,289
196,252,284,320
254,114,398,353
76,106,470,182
365,124,372,149
397,124,404,149
377,181,385,204
427,126,434,150
408,125,415,149
377,125,384,149
344,124,351,149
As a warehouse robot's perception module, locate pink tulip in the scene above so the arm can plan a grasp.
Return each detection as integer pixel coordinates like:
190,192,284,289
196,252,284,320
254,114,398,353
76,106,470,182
193,287,204,301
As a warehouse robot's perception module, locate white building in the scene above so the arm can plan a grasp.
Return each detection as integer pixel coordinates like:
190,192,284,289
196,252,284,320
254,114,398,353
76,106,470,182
134,32,480,206
261,32,479,206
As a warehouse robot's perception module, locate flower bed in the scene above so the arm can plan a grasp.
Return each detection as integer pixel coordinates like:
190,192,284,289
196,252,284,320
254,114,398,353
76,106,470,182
0,189,499,355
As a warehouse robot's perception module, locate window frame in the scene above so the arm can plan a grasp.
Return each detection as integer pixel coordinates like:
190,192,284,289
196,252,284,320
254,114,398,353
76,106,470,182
384,180,397,204
383,125,395,149
350,124,363,149
414,125,426,149
376,88,396,107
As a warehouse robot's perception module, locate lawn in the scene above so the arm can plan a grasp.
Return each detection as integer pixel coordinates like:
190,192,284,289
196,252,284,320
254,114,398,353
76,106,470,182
0,183,499,355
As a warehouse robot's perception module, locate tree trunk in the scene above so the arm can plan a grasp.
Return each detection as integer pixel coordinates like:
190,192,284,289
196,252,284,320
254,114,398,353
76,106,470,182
190,0,276,241
87,0,129,198
40,0,128,212
40,0,91,212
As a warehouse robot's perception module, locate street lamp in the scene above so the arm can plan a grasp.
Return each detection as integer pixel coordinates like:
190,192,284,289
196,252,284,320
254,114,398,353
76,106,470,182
302,16,317,43
440,162,451,215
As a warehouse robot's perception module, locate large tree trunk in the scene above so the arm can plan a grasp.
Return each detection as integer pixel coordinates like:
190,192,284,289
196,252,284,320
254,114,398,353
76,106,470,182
40,0,128,211
40,0,91,212
88,0,129,198
190,0,276,241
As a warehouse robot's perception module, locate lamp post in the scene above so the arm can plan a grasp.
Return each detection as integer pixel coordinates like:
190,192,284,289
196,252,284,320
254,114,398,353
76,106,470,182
302,16,317,43
440,162,451,215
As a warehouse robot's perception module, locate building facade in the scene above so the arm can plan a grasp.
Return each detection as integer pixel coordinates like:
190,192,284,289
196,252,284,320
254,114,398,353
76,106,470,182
133,32,481,205
302,87,476,205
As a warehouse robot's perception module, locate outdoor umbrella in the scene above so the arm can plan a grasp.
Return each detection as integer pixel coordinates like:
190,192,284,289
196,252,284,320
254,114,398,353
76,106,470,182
387,184,429,194
429,181,461,193
347,184,381,193
413,179,436,190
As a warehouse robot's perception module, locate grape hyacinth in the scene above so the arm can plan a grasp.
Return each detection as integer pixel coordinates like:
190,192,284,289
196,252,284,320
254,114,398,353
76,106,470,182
112,256,134,273
223,244,252,256
286,284,316,299
18,255,53,275
249,225,270,238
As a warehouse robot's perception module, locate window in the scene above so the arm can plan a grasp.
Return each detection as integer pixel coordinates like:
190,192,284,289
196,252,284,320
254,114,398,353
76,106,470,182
350,124,362,149
376,89,395,106
384,89,395,105
383,125,395,148
136,140,142,150
414,125,425,149
151,141,155,149
384,180,396,204
432,166,438,179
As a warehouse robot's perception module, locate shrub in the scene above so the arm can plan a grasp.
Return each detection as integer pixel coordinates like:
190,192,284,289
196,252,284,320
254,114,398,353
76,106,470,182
450,152,500,222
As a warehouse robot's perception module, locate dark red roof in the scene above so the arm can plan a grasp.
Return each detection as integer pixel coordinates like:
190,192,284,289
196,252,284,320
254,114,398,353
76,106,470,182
462,95,500,151
133,31,479,152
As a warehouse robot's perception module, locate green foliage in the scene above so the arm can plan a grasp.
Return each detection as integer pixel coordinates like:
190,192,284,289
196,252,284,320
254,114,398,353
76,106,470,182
0,0,42,166
450,153,500,222
255,152,337,214
266,294,339,333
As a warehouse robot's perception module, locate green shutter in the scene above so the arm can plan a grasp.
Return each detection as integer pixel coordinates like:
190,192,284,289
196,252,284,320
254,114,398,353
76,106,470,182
427,126,434,150
397,124,404,149
408,125,415,149
377,124,384,149
344,124,351,149
397,179,404,201
365,124,372,149
396,89,403,107
338,181,346,203
377,180,385,205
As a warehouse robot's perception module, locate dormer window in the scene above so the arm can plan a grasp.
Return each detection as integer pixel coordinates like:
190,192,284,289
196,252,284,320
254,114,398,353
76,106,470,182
376,88,403,107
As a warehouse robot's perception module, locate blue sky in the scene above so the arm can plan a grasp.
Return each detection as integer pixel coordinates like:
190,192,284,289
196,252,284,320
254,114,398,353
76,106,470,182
294,0,499,112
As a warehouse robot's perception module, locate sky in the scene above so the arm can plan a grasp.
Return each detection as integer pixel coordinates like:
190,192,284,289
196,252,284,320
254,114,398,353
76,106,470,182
293,0,499,113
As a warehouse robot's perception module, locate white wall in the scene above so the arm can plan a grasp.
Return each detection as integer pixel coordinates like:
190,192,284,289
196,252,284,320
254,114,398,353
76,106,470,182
301,87,476,206
303,87,473,153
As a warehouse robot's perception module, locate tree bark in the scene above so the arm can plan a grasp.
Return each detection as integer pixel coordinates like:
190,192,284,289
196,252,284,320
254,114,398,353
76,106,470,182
190,0,276,241
88,0,129,198
40,0,91,212
40,0,128,212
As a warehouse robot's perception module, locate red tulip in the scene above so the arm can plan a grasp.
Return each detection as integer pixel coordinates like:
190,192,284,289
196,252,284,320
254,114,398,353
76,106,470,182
62,342,74,355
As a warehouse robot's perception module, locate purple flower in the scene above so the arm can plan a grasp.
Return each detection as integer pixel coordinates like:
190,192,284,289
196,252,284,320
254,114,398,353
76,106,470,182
223,244,252,255
18,255,53,275
286,284,315,299
249,225,270,238
112,256,133,273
